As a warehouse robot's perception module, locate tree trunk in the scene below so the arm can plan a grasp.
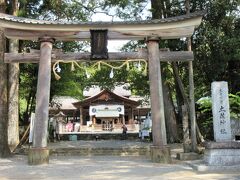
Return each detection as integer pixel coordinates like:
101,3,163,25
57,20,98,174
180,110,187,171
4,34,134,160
174,66,184,126
172,62,190,151
8,0,19,151
172,61,205,146
151,0,164,18
23,90,32,123
162,75,179,143
0,0,11,157
185,0,197,152
8,39,20,151
182,105,191,152
7,0,19,151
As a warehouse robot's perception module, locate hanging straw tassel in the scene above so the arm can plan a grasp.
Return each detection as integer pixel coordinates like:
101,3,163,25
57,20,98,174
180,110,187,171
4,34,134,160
137,61,142,71
98,62,101,70
54,72,61,80
85,69,91,78
52,61,62,80
143,63,147,76
71,62,75,71
109,68,114,78
126,61,130,71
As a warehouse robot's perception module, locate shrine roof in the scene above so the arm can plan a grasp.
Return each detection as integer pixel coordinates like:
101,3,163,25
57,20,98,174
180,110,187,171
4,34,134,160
83,84,131,97
49,96,79,110
73,89,140,108
0,11,204,40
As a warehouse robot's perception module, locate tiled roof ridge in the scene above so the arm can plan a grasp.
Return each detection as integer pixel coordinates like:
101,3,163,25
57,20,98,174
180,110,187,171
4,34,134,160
73,89,140,107
0,11,205,25
52,95,79,100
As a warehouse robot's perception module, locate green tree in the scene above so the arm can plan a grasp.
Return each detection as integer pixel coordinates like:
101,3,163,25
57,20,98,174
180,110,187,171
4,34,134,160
193,0,240,96
0,0,11,157
7,0,20,151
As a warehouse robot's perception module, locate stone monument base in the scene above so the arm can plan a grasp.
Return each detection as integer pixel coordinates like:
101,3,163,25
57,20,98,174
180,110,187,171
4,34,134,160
150,145,171,163
204,141,240,166
28,147,49,165
186,160,240,172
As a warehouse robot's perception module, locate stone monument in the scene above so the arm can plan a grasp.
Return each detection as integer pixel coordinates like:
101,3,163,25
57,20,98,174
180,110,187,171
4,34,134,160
204,81,240,166
212,81,232,142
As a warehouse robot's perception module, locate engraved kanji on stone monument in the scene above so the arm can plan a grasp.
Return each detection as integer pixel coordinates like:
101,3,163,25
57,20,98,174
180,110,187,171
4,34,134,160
211,81,232,142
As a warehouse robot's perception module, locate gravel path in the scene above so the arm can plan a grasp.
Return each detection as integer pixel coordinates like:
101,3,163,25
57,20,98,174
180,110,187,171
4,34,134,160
1,141,240,180
1,155,240,180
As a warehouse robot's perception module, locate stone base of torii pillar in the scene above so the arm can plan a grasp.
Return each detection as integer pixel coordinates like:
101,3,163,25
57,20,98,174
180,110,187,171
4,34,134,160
28,148,49,165
176,143,202,161
176,152,202,161
150,145,171,163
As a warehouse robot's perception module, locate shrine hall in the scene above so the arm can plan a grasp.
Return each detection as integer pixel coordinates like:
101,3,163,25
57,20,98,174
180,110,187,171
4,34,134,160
49,85,151,134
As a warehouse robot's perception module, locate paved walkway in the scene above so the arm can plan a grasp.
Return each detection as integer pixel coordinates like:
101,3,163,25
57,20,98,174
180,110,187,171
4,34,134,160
1,141,240,180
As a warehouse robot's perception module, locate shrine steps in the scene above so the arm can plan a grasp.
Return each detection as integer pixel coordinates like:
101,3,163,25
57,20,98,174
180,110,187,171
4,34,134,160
50,146,150,156
17,140,152,157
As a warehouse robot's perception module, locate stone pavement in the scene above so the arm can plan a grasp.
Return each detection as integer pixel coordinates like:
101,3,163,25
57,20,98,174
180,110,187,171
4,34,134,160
1,141,240,180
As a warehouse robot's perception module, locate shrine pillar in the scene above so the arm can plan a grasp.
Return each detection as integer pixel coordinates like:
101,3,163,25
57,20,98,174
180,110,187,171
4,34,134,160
28,37,54,165
93,116,96,125
79,107,83,125
129,108,134,124
122,115,125,125
147,37,171,163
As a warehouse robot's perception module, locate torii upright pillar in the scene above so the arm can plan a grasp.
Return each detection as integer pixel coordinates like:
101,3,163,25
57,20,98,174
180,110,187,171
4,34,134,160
147,37,171,163
28,37,54,165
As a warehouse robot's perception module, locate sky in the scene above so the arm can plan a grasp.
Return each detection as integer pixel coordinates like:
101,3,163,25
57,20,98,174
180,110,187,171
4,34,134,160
90,2,152,52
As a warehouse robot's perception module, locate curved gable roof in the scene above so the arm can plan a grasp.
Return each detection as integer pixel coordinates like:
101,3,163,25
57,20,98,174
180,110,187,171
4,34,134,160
73,89,140,108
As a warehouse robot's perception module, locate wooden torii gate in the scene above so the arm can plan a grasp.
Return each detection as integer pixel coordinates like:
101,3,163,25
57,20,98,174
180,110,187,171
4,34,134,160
0,12,203,165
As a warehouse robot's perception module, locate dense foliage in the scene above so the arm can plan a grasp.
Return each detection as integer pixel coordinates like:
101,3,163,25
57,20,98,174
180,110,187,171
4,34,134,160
197,92,240,140
194,0,240,97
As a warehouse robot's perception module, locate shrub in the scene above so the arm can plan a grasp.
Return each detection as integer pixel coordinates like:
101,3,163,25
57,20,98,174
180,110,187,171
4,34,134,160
196,92,240,140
